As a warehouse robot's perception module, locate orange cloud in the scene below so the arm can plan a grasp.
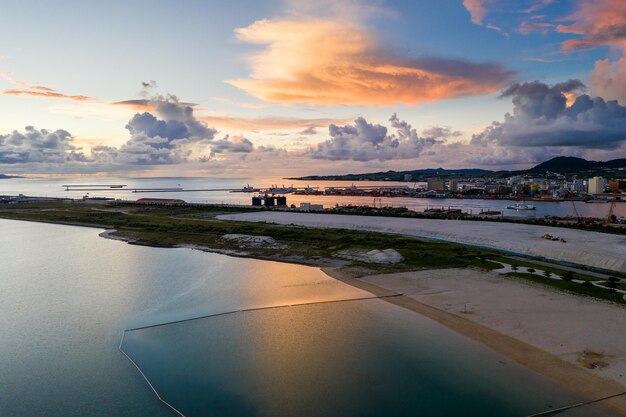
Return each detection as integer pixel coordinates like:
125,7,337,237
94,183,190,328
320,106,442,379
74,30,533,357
111,99,154,111
518,20,554,35
0,72,93,102
112,98,198,111
556,0,626,103
590,57,626,103
3,89,91,101
463,0,489,25
557,0,626,51
228,18,513,106
521,0,555,14
199,114,350,131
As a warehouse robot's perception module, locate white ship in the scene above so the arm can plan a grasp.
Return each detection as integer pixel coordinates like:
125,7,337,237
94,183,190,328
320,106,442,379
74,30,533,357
266,184,296,194
506,202,536,210
241,184,260,192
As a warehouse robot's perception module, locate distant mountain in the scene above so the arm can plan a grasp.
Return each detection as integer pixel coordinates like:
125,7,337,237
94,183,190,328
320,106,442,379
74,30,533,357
288,168,493,181
528,156,626,173
0,174,20,179
288,156,626,182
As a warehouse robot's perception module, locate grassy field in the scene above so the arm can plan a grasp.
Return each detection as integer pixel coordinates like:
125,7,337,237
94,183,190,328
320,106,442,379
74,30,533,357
1,201,624,305
490,254,626,280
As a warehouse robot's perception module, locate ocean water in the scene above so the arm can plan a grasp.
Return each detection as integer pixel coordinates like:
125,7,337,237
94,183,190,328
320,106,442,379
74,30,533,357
1,175,624,219
0,219,618,416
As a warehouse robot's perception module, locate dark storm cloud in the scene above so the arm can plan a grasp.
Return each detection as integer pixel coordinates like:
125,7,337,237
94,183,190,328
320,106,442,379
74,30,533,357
499,79,585,119
421,126,462,140
299,126,317,135
106,96,252,165
414,56,515,86
107,96,220,165
0,126,86,164
0,95,258,170
472,80,626,149
210,135,254,154
309,114,437,161
125,112,189,141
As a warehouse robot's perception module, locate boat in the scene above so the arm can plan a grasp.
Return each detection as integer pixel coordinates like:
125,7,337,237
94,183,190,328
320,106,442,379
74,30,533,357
294,185,322,195
424,208,445,213
241,184,260,193
542,233,566,242
266,184,296,194
506,203,536,210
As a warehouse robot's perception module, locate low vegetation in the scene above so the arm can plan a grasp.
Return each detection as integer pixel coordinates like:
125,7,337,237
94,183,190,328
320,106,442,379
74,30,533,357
490,254,626,281
505,272,626,305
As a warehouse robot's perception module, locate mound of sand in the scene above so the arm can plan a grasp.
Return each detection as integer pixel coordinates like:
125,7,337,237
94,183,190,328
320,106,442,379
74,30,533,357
222,234,278,247
335,249,404,264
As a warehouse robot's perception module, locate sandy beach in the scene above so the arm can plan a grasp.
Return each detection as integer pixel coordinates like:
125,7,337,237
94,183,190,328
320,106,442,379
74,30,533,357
324,266,626,414
218,212,626,273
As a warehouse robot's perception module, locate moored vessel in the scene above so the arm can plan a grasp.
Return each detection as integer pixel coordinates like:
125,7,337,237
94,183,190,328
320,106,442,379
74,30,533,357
506,203,536,210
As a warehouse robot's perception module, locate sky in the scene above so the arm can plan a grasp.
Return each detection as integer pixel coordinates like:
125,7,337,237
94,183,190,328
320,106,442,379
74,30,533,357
0,0,625,177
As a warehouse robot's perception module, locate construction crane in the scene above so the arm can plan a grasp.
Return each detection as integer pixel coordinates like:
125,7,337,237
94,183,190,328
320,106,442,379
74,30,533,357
604,199,617,227
571,201,582,223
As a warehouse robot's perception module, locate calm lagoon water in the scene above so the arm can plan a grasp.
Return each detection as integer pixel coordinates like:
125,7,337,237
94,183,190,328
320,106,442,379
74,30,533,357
0,219,617,416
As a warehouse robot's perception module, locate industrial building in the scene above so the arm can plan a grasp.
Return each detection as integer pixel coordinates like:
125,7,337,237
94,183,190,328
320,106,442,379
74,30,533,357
426,178,445,192
298,203,324,212
609,180,626,193
252,195,287,207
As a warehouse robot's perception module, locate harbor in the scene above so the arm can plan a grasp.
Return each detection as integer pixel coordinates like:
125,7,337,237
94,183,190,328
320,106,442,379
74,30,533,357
2,175,626,226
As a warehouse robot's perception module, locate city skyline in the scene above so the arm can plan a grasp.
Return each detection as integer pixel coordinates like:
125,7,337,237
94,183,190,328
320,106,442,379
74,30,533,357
1,0,625,176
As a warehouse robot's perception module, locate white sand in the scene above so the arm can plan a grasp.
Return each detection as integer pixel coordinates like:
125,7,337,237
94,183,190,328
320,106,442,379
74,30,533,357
359,268,626,385
334,248,404,264
218,212,626,272
222,234,281,247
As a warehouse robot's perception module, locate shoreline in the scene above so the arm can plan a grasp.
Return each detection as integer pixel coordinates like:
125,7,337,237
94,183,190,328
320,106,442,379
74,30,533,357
0,217,341,269
98,229,347,268
4,216,626,413
323,267,626,415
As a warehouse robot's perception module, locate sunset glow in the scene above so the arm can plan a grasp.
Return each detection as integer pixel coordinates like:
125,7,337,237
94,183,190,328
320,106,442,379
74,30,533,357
0,0,624,176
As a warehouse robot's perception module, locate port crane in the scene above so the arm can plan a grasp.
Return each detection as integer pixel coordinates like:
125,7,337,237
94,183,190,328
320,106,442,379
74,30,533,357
571,201,581,223
604,199,617,227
